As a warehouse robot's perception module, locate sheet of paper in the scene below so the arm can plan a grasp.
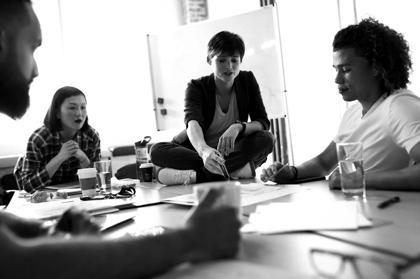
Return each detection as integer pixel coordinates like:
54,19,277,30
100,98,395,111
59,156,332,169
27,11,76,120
241,200,372,234
5,195,129,219
162,183,301,207
5,189,158,220
45,181,80,190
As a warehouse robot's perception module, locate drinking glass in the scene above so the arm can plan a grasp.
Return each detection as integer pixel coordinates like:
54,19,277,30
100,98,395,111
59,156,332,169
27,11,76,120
94,160,112,193
336,142,365,199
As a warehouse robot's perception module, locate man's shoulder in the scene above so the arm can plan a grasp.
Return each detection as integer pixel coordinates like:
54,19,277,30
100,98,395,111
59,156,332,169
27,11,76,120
385,89,420,111
386,89,420,103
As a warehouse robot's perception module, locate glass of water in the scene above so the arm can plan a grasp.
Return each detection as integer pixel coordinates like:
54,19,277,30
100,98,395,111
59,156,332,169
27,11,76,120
94,160,112,194
336,142,365,199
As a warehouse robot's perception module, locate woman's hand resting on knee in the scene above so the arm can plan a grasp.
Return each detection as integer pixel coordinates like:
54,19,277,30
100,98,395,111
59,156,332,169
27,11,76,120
201,147,225,176
217,124,241,157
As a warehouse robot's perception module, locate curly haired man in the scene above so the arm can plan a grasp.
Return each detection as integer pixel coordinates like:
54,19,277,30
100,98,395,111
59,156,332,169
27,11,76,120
262,18,420,191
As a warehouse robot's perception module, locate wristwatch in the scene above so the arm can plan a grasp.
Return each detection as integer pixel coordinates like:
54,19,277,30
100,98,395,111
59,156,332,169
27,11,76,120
235,120,246,137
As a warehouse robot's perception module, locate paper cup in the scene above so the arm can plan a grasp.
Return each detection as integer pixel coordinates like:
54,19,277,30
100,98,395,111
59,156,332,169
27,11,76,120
194,181,241,212
77,168,97,197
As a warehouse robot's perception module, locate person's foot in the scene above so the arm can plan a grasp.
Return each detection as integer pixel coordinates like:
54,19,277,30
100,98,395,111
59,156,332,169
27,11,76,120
230,162,255,179
156,167,197,185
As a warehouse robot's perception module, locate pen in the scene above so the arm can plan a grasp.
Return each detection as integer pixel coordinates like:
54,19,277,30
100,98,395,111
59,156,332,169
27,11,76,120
377,196,400,209
219,162,230,180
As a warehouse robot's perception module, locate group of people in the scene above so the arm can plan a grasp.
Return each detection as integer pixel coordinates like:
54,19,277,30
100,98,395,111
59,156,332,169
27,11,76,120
1,0,420,278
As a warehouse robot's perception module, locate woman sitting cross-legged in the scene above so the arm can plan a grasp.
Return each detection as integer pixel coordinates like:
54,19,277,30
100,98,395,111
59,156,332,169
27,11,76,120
150,31,274,186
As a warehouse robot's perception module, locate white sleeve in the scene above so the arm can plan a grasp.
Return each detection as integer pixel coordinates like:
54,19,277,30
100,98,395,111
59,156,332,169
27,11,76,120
388,93,420,153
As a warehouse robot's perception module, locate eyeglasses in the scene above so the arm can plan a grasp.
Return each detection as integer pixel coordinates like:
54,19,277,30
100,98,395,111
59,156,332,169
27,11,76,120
309,248,419,279
80,185,136,201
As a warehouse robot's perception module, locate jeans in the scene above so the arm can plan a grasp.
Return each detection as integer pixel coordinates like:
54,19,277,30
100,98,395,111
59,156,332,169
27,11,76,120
150,130,274,183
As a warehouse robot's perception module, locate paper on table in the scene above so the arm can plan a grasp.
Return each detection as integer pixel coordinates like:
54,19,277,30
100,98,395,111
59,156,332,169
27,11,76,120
5,189,153,220
5,195,130,219
162,183,301,207
241,200,372,234
45,181,80,190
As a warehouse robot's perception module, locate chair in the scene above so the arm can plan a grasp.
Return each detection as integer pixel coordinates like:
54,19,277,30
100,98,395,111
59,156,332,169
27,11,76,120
109,145,137,179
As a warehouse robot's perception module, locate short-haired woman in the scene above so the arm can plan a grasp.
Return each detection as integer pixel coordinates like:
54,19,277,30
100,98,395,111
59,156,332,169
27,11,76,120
151,31,274,185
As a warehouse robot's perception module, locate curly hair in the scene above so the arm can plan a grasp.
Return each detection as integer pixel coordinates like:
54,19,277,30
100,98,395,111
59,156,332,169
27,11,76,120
333,18,412,94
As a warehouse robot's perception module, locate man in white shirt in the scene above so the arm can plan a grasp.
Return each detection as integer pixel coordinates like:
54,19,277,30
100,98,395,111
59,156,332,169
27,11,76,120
261,18,420,190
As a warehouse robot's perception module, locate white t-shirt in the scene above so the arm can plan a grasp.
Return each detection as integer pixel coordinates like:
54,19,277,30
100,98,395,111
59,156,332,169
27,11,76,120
334,89,420,172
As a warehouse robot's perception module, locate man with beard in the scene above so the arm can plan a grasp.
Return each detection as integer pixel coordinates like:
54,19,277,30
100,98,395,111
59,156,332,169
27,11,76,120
0,1,241,278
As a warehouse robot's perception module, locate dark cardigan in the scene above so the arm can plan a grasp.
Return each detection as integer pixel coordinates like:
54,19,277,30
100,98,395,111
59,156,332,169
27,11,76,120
173,70,270,145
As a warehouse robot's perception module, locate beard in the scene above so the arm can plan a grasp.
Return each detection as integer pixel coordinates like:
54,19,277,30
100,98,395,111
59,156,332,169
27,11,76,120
0,64,31,120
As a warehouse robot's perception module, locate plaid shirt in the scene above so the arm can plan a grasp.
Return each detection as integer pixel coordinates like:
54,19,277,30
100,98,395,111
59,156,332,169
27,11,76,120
14,125,101,193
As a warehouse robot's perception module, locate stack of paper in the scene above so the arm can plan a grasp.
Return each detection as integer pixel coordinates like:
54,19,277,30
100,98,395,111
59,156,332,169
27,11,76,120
241,200,372,234
163,183,301,207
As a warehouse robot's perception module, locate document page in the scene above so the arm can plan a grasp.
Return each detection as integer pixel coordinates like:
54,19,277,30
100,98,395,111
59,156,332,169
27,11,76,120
241,200,372,234
163,183,302,207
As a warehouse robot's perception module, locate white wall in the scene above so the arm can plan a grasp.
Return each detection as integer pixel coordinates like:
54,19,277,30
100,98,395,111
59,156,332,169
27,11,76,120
1,0,419,167
277,0,346,164
0,0,261,157
0,0,184,156
207,0,259,19
58,0,184,149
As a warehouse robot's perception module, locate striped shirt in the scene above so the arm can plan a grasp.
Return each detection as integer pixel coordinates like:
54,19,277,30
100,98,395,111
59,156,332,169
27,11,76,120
14,125,101,193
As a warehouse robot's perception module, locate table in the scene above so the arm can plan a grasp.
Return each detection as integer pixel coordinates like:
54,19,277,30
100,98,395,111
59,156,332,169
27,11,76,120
101,180,420,278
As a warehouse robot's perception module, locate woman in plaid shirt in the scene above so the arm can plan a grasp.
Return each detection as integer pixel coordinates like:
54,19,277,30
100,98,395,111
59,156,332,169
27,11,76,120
14,86,101,192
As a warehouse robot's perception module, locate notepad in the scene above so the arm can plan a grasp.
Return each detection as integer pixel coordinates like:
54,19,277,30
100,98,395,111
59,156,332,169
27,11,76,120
241,200,372,234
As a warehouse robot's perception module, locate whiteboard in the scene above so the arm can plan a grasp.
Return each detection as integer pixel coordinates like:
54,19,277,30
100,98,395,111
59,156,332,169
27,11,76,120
147,6,286,131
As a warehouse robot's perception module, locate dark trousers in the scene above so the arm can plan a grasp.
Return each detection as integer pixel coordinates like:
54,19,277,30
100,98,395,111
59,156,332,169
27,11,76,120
150,130,274,183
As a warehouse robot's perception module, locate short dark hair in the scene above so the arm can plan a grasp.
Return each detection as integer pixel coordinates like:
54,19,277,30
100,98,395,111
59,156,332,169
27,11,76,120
44,86,90,132
207,31,245,64
0,0,33,28
333,17,412,94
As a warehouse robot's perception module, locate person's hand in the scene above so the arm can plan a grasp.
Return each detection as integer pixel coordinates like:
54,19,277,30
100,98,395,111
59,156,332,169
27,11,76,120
57,140,79,161
328,168,341,190
217,123,241,157
201,146,225,176
260,162,295,183
185,188,241,262
74,148,90,167
52,207,100,236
